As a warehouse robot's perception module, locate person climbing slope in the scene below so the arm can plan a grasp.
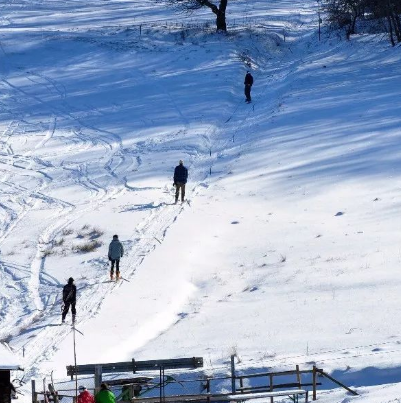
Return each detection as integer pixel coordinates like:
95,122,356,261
244,71,254,103
108,234,124,280
62,277,76,324
173,160,188,204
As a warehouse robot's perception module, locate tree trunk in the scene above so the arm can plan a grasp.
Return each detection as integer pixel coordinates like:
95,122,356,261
216,11,226,31
387,15,396,46
395,14,401,42
350,14,357,35
345,10,357,41
390,14,400,41
389,10,401,42
215,0,227,31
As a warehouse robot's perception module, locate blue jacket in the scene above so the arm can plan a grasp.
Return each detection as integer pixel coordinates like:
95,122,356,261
108,239,124,260
174,165,188,184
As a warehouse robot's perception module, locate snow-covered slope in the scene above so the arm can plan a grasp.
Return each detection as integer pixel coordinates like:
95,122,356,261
1,0,401,401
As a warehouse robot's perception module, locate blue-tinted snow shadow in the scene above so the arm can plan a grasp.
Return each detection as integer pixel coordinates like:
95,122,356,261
233,365,401,392
5,20,401,201
119,202,164,212
330,366,401,388
6,0,176,31
219,40,401,199
1,28,244,190
20,323,61,335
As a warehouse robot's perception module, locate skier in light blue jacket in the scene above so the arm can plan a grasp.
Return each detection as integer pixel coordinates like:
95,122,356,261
108,235,124,280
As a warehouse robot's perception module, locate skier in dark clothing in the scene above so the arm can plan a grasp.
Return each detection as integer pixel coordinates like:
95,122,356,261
108,235,124,281
173,160,188,204
62,277,76,324
244,71,253,103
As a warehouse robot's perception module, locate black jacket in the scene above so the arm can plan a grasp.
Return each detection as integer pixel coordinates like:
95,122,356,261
244,73,253,86
63,283,76,303
174,165,188,184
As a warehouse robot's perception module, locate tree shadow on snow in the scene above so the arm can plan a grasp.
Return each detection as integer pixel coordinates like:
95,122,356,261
330,366,401,388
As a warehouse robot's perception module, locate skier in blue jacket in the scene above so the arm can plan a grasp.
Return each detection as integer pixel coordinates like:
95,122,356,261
173,160,188,204
108,235,124,280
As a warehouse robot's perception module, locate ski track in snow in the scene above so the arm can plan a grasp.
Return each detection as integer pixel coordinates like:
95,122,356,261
0,60,130,352
0,0,322,382
0,43,205,378
18,83,220,379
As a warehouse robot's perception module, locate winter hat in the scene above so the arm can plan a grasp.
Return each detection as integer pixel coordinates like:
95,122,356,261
68,277,74,284
78,386,86,392
179,160,183,165
113,234,118,239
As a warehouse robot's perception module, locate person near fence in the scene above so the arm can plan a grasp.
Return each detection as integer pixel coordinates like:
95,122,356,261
61,277,76,324
10,382,17,400
173,160,188,204
119,384,131,401
78,386,95,403
108,235,124,281
95,383,116,403
244,71,254,103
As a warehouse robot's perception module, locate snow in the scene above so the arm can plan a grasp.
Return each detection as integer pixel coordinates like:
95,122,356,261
0,344,22,370
1,0,401,401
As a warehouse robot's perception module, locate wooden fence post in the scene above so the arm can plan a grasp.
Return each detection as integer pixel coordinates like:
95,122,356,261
31,379,36,403
269,374,274,403
312,366,317,401
95,365,102,393
43,378,46,403
231,355,236,394
296,365,301,389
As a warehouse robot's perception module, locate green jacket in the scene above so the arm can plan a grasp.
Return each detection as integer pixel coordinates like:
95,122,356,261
95,389,116,403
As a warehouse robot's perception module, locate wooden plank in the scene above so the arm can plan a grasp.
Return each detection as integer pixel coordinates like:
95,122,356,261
129,393,220,403
131,390,308,403
227,390,307,401
236,370,320,379
237,382,321,392
67,357,203,376
316,370,358,396
134,358,203,371
106,377,152,386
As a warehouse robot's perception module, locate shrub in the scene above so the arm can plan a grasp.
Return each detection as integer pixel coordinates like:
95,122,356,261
73,240,103,253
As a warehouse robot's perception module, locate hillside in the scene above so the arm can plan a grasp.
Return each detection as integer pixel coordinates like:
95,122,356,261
1,0,401,401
